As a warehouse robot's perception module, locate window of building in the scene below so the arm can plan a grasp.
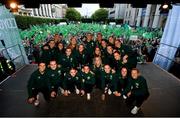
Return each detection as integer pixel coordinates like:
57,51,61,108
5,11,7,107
129,10,131,17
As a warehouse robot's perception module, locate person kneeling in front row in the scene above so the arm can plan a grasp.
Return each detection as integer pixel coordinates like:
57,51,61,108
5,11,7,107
125,68,149,115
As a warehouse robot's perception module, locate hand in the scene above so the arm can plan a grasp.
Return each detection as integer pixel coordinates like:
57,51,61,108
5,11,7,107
127,92,131,97
28,97,35,104
51,91,56,98
81,90,85,96
114,91,121,97
112,69,116,74
101,94,105,101
64,90,68,96
123,59,128,64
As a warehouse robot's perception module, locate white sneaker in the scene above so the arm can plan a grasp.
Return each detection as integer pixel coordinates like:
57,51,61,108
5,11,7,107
76,89,80,94
131,106,140,115
108,89,112,95
34,95,40,106
34,100,40,106
87,93,91,100
104,87,108,93
60,87,64,94
67,90,71,94
123,95,127,99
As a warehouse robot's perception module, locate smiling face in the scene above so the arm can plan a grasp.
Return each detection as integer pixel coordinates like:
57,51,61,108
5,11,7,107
78,44,84,52
101,40,107,48
84,66,90,74
65,48,72,56
114,52,121,61
95,47,101,56
86,33,92,41
104,65,111,73
94,57,102,66
131,69,140,79
49,40,55,49
107,46,113,54
58,43,63,50
115,40,121,48
71,37,77,45
108,36,114,44
38,62,46,73
49,60,57,70
121,67,127,78
70,68,77,77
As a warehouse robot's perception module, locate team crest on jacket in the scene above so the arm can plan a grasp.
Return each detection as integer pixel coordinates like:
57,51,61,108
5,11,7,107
51,74,55,77
76,77,79,80
135,83,139,88
87,76,90,80
38,76,41,79
110,75,113,80
58,70,61,74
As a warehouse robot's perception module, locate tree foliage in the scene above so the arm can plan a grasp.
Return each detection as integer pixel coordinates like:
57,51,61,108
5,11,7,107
91,8,108,21
65,8,81,21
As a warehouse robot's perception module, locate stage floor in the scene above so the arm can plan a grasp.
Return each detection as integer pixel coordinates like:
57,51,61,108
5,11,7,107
0,63,180,117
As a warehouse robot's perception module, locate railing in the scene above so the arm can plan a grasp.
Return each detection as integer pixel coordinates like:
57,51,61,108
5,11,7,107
0,44,26,70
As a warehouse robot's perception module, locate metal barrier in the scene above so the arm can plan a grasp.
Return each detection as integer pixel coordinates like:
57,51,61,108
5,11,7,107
0,44,26,70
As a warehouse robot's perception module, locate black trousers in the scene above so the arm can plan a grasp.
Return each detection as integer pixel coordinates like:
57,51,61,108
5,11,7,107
84,83,94,93
32,87,50,102
126,94,149,107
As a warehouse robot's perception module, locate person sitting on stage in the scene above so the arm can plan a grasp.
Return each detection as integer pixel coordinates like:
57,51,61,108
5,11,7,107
113,51,123,72
101,64,116,100
81,65,95,100
76,44,88,68
125,68,149,115
104,45,114,68
63,68,83,96
27,61,50,106
91,56,104,89
114,67,130,99
61,47,78,73
47,60,63,98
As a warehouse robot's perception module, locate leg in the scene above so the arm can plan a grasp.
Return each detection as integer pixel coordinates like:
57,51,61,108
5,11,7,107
135,95,149,107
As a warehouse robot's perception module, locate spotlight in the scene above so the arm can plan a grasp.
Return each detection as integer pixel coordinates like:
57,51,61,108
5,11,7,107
162,4,169,9
159,3,172,14
10,2,18,9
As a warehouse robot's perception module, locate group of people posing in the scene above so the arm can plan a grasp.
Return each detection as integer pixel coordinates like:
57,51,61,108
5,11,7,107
27,32,149,115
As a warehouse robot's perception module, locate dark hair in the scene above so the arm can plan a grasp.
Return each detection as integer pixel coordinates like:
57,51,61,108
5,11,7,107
131,68,140,73
113,51,120,55
38,61,46,66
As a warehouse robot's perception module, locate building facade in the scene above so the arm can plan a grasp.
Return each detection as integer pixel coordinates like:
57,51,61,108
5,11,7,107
123,4,168,28
16,4,67,18
108,4,126,19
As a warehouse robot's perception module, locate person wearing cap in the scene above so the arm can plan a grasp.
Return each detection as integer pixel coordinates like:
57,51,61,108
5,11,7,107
81,65,95,100
47,60,63,98
125,68,149,115
27,61,50,106
63,68,83,96
101,64,116,101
